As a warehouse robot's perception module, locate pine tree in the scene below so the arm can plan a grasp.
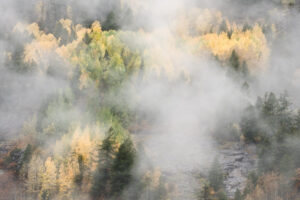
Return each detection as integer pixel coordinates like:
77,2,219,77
198,183,211,200
90,134,115,199
234,189,243,200
208,158,224,191
111,138,136,196
102,11,120,31
229,50,240,71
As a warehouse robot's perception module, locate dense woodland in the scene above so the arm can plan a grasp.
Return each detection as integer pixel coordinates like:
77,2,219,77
0,0,300,200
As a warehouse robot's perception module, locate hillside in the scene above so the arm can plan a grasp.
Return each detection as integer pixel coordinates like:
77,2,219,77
1,1,300,200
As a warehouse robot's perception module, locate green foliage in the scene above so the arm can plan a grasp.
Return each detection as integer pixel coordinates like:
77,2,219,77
73,28,141,94
75,155,84,186
197,183,210,200
111,138,136,196
83,33,92,45
7,2,300,199
257,140,300,174
234,189,243,200
91,123,135,199
208,158,224,192
226,50,250,81
241,92,298,144
41,190,49,200
242,172,258,198
241,92,300,176
3,148,24,176
216,190,228,200
23,144,33,164
99,102,134,129
102,11,120,31
90,133,115,199
197,158,228,200
229,50,240,71
240,106,268,144
37,89,77,139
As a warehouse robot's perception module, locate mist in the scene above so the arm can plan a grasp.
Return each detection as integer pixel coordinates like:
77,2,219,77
0,0,300,200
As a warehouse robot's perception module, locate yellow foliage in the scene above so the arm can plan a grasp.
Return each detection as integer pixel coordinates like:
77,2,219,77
91,21,102,33
71,127,93,163
56,25,90,60
78,69,90,90
58,162,75,199
26,154,44,196
202,24,269,73
143,168,162,189
59,19,73,36
26,23,42,38
13,11,270,81
39,157,57,199
70,126,99,172
23,23,59,68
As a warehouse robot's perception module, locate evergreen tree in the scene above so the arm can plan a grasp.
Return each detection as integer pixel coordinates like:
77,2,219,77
229,50,240,71
219,20,228,34
102,11,120,31
241,61,249,77
262,92,278,118
90,133,115,199
198,183,210,200
111,138,136,196
208,158,224,191
23,144,33,164
234,189,243,200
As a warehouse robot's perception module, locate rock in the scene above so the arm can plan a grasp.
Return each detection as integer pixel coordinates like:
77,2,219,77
219,143,257,198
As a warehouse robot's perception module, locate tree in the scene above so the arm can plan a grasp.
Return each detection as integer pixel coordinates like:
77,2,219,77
229,50,240,71
111,138,136,196
90,133,115,199
241,61,249,77
262,92,278,118
216,190,228,200
208,158,224,191
219,20,228,34
26,155,43,198
102,11,120,31
58,162,75,200
240,106,262,144
244,173,283,200
197,183,211,200
39,157,57,200
234,189,243,200
23,144,33,164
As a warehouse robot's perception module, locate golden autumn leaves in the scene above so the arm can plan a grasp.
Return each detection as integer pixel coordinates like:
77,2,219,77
25,126,102,199
175,9,270,74
9,8,271,82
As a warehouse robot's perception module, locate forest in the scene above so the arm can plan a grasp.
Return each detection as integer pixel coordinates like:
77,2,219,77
0,0,300,200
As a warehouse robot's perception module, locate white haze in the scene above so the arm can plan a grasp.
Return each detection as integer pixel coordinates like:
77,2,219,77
0,0,300,199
